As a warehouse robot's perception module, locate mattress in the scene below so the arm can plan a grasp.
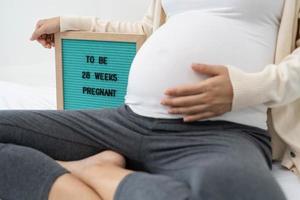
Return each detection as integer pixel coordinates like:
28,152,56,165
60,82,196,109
0,81,299,199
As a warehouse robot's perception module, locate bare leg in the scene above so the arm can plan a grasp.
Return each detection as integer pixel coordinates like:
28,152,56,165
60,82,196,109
48,173,102,200
57,150,133,200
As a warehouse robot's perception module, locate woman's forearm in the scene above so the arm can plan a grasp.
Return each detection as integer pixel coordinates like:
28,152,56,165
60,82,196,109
60,0,156,37
228,47,300,111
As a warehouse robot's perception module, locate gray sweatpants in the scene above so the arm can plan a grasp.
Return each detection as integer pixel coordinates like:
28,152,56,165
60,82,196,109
0,104,286,200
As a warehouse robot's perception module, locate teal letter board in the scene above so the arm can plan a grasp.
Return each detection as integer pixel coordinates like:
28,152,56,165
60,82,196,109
55,32,145,110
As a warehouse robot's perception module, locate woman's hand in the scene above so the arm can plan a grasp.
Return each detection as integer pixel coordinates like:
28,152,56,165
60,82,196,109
30,17,60,49
161,63,234,122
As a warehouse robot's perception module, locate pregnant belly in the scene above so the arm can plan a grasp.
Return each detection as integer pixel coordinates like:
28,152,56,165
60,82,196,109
125,10,275,123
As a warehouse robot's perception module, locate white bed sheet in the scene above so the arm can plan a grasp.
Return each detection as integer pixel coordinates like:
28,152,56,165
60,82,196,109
273,163,300,200
0,81,56,110
0,81,299,199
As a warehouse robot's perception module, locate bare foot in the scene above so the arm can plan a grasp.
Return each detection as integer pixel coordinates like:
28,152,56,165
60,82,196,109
57,150,126,176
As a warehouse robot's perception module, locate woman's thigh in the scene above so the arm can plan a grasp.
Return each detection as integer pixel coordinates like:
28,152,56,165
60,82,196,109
0,143,68,200
141,124,286,200
0,105,143,161
155,154,285,200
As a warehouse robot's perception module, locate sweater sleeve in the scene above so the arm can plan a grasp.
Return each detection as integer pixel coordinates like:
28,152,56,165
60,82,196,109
60,0,155,38
228,46,300,111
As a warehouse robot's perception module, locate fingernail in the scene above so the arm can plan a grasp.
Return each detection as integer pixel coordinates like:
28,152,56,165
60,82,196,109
183,117,190,122
161,100,166,105
165,90,173,95
169,109,177,114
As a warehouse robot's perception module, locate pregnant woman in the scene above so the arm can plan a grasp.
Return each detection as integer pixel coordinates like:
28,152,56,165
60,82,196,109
1,0,300,199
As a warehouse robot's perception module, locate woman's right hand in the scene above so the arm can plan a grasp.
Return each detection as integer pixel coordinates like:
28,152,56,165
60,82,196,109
30,17,60,49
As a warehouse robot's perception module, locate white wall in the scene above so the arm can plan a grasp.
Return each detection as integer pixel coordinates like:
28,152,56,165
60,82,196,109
0,0,149,86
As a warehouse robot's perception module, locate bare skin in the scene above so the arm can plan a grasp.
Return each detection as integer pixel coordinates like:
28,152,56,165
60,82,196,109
48,173,102,200
30,17,60,48
57,150,126,176
50,151,133,200
161,63,233,122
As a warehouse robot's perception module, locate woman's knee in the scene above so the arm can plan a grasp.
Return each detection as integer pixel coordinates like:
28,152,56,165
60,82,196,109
118,172,190,200
196,160,286,200
0,144,68,200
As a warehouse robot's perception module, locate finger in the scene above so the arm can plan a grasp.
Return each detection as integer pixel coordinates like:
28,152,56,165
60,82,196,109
192,63,226,76
183,112,215,122
31,26,46,41
45,44,51,49
161,94,206,107
46,36,52,44
164,83,204,97
35,19,44,29
37,38,46,45
45,34,53,40
168,104,209,115
50,34,55,43
40,34,47,40
165,77,218,98
43,40,52,49
37,38,49,48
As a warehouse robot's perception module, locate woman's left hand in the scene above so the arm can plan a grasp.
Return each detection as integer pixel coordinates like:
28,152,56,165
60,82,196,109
161,63,234,122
